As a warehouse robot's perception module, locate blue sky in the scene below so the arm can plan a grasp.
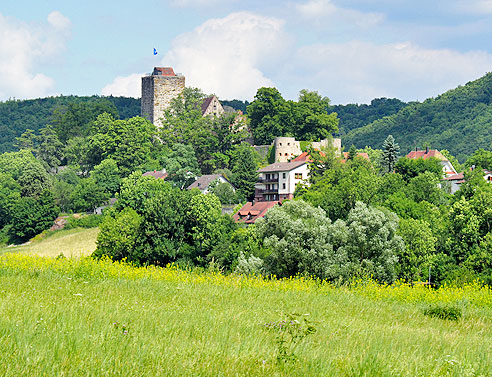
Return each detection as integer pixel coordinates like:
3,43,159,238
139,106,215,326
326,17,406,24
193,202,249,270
1,0,492,104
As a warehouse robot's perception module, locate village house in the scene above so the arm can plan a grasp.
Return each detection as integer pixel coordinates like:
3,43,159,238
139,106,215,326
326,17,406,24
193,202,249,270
187,174,234,194
406,148,457,176
142,169,168,179
255,160,309,202
201,95,224,117
233,201,281,224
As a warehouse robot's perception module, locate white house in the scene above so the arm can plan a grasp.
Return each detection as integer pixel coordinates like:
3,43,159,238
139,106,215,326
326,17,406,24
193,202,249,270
187,174,233,194
406,148,457,176
255,161,309,202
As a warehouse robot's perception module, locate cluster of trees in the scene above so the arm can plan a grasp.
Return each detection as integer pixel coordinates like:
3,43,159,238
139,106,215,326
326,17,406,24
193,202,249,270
247,88,340,145
0,96,140,154
0,89,261,244
94,173,404,284
93,127,492,285
345,72,492,162
2,83,492,286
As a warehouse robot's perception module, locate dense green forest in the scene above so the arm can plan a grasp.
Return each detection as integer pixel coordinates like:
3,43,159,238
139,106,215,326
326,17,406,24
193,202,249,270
329,98,407,136
0,96,140,153
344,72,492,161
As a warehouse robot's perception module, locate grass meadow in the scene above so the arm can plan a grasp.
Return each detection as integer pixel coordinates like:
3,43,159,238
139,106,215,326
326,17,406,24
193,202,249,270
0,227,99,258
0,253,490,376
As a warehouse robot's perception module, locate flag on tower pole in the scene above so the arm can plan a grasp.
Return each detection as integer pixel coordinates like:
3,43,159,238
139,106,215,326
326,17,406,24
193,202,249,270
153,48,158,55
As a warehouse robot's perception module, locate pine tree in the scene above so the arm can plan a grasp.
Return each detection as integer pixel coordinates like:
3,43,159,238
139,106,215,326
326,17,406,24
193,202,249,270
382,135,400,173
347,144,357,160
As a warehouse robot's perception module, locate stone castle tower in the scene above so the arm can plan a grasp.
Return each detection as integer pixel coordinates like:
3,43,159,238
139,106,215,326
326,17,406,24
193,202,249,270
141,67,185,127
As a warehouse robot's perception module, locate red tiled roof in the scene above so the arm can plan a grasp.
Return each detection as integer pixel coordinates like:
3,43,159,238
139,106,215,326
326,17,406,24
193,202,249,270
142,170,168,179
233,201,281,224
153,67,176,76
341,152,370,163
406,150,442,160
291,152,311,162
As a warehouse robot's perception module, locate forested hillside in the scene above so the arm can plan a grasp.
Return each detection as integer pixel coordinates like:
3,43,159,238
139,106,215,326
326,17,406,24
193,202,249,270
0,96,140,153
329,98,407,136
344,73,492,161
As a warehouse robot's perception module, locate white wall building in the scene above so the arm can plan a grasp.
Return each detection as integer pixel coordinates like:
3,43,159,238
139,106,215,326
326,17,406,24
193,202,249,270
255,161,309,202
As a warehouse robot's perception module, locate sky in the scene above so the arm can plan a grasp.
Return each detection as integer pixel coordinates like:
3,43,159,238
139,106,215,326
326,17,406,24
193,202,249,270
1,0,492,104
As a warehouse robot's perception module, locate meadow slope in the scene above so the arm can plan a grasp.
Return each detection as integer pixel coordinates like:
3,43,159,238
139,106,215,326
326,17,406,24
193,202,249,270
0,254,490,376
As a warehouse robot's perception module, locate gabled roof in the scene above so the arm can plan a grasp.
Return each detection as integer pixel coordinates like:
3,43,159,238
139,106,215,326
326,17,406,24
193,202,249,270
406,149,445,161
201,96,215,115
187,174,231,190
142,170,168,179
153,67,176,76
233,201,281,224
258,161,306,173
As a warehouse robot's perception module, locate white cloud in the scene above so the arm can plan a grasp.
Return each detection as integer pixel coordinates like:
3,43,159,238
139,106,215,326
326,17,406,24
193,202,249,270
101,73,143,98
294,0,384,28
163,11,288,99
47,11,71,30
455,0,492,14
285,41,492,103
0,12,71,100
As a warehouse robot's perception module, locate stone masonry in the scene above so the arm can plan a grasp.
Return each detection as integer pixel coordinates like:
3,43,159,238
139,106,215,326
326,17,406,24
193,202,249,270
273,137,342,162
141,67,185,127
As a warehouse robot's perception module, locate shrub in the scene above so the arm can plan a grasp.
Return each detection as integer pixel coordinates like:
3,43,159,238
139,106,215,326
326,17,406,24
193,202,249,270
423,304,462,321
65,214,104,229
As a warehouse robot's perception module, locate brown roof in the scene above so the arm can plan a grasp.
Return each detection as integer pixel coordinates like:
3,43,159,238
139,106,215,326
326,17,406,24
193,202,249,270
187,174,231,190
233,201,281,224
143,170,168,179
258,161,306,173
443,172,464,181
201,96,215,115
153,67,176,76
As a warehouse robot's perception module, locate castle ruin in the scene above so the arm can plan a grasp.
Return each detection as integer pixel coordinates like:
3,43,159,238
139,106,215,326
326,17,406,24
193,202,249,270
273,137,342,162
141,67,185,127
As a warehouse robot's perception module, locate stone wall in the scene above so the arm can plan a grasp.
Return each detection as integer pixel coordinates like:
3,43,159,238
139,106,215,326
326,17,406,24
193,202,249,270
141,74,185,127
273,137,342,162
274,137,302,162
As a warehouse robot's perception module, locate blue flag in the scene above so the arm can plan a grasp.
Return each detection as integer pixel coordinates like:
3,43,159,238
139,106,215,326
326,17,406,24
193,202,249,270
153,48,158,55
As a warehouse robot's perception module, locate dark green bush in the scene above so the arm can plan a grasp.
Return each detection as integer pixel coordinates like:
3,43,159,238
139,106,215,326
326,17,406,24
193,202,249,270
423,304,462,321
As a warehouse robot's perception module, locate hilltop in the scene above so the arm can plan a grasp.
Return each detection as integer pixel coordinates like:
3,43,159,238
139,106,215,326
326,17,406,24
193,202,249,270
344,72,492,161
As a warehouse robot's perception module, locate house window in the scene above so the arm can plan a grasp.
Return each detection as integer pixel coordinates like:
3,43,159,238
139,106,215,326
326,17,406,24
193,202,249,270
287,143,290,146
282,173,286,179
282,183,286,189
279,143,282,146
295,173,302,179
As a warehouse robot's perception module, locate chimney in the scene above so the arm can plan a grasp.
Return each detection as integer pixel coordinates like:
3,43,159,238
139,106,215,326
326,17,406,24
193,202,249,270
426,146,429,153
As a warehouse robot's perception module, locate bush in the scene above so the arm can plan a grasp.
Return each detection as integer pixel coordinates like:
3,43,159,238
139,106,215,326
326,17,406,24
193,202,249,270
423,304,462,321
65,214,104,229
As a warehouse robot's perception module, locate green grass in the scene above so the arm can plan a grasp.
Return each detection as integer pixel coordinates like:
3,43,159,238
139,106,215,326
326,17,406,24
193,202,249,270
0,254,490,376
0,227,99,258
